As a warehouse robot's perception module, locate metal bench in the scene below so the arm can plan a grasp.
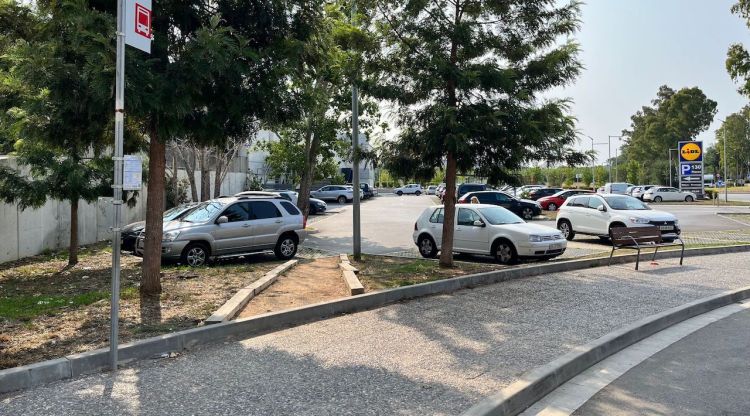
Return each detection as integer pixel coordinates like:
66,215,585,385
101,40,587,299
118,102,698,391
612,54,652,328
609,226,684,270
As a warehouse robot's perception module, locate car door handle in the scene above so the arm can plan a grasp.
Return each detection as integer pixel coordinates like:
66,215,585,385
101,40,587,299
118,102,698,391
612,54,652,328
274,220,283,224
242,224,251,228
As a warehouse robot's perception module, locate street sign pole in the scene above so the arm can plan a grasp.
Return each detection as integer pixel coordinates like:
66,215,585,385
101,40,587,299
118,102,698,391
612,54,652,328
110,0,126,371
351,1,361,261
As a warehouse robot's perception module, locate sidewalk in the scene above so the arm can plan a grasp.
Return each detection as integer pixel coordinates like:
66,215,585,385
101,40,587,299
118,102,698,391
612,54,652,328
573,307,750,416
3,253,750,415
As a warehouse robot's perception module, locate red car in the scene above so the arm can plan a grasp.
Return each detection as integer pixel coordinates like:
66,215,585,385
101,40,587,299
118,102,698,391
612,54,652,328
537,189,594,211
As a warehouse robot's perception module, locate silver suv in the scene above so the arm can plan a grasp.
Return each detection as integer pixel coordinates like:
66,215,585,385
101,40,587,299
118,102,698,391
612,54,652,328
136,196,306,266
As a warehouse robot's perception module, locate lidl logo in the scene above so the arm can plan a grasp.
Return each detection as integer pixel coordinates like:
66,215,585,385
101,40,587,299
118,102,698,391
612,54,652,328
679,141,702,162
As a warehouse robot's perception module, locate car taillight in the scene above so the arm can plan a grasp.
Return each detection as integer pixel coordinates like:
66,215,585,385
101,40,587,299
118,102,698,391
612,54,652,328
303,216,307,229
458,197,467,203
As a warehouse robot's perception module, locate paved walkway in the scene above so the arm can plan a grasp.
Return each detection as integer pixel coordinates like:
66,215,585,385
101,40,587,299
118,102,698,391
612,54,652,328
573,307,750,416
3,253,750,415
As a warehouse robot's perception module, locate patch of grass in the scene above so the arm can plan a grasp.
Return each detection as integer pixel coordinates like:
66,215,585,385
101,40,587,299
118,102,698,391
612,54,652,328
351,255,497,290
0,291,109,321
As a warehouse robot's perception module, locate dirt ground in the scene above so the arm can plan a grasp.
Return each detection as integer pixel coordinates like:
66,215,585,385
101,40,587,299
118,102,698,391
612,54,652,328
0,243,281,369
237,256,349,318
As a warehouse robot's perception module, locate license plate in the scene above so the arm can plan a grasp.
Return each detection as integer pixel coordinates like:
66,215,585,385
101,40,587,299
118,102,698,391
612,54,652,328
659,226,674,231
549,243,562,250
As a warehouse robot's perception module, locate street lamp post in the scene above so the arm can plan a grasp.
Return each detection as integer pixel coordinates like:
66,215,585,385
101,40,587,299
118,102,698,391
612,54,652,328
351,1,361,260
608,135,623,183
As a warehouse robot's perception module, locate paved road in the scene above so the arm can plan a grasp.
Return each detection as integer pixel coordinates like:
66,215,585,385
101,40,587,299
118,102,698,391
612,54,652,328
3,253,750,415
574,307,750,416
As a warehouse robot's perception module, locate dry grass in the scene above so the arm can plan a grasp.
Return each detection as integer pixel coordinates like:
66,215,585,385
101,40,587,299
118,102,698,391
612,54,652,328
0,243,282,369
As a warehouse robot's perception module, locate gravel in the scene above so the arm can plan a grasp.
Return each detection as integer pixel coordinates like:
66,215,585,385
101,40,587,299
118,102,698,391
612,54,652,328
3,253,750,415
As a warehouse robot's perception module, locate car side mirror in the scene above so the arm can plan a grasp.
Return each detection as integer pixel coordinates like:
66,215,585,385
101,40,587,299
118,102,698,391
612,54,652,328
217,216,229,224
473,220,486,227
597,205,606,212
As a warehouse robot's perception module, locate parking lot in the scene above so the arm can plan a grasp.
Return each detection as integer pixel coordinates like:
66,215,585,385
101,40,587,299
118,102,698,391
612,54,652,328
303,193,750,260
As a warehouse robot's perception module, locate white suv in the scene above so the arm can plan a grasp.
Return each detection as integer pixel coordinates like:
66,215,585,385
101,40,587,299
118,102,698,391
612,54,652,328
395,184,423,196
413,204,566,264
556,194,680,242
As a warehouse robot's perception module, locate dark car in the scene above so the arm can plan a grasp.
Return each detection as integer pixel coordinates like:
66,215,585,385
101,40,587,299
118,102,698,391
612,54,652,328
457,191,541,220
360,183,375,199
121,203,198,252
456,183,487,197
527,187,563,201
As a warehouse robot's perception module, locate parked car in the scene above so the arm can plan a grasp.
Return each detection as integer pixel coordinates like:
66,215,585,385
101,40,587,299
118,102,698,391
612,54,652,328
413,204,566,264
514,184,544,197
527,187,564,201
631,185,658,200
537,189,594,211
603,182,634,195
122,203,198,252
360,183,375,199
135,195,306,266
236,190,327,215
394,184,423,196
643,187,696,203
310,185,360,203
457,183,487,197
457,190,542,220
426,185,438,195
556,194,680,242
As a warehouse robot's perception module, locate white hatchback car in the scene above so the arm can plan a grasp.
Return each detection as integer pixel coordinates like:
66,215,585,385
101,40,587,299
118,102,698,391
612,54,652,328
413,204,566,264
643,186,696,203
556,194,681,241
395,184,423,196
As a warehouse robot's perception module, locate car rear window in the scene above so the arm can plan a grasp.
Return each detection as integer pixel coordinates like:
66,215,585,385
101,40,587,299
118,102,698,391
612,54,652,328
248,201,282,219
280,201,301,216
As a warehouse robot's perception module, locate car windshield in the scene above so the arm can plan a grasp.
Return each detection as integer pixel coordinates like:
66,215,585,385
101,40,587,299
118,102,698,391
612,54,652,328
603,196,650,210
478,207,524,225
163,205,194,221
180,201,224,222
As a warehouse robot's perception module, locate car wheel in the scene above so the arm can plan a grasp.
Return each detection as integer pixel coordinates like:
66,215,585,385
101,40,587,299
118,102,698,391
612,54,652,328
521,207,534,220
558,220,575,241
180,242,210,267
418,235,438,258
396,191,403,196
415,191,421,196
493,240,518,265
685,195,694,202
274,234,298,260
337,195,347,204
609,223,625,239
548,203,558,211
653,196,662,203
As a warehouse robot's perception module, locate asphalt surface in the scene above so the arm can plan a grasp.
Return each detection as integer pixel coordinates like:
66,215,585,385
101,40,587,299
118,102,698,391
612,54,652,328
574,307,750,416
4,253,750,415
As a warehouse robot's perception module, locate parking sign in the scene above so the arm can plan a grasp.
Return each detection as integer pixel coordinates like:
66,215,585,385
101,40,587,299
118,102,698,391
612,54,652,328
678,141,704,197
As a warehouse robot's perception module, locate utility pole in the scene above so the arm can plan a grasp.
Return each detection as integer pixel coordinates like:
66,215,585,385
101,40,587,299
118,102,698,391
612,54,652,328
351,1,361,261
608,135,622,183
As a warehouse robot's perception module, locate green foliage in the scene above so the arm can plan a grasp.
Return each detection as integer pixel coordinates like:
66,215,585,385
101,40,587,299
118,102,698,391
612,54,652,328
715,107,750,180
0,291,110,321
373,0,586,184
621,85,717,184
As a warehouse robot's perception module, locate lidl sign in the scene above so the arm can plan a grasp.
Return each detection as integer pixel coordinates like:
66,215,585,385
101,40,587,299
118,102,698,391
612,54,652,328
678,141,703,162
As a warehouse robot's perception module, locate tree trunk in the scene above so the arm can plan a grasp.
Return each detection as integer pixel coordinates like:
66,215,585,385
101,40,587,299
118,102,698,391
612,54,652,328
297,123,319,218
213,156,223,198
68,198,79,266
199,149,211,201
439,152,457,267
142,132,165,295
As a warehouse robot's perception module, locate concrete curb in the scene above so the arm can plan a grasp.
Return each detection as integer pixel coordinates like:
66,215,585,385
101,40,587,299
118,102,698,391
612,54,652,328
205,259,297,324
461,285,750,416
2,244,750,395
339,254,364,295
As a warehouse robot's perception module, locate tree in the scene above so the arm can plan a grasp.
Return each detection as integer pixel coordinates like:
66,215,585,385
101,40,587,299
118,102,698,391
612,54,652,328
621,86,717,184
0,1,114,266
373,0,584,266
122,0,318,295
715,108,750,181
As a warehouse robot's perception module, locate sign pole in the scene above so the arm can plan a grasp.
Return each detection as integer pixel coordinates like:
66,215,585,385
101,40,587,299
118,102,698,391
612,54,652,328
110,0,126,371
351,0,361,261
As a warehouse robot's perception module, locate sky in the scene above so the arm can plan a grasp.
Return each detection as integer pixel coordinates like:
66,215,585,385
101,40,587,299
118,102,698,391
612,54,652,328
563,0,750,163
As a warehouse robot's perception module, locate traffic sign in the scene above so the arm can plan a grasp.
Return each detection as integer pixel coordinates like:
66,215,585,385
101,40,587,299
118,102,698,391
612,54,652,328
125,0,152,53
678,141,703,163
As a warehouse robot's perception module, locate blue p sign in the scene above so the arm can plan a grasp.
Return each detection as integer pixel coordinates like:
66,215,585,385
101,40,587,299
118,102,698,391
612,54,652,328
681,164,692,175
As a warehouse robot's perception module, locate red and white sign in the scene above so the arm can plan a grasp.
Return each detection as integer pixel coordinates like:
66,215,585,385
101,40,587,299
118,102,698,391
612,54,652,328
125,0,152,53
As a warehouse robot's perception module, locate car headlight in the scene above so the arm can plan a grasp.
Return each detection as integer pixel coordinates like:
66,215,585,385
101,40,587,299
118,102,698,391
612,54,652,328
629,217,650,224
674,219,679,225
534,202,541,208
554,233,564,240
529,235,543,242
163,231,180,242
